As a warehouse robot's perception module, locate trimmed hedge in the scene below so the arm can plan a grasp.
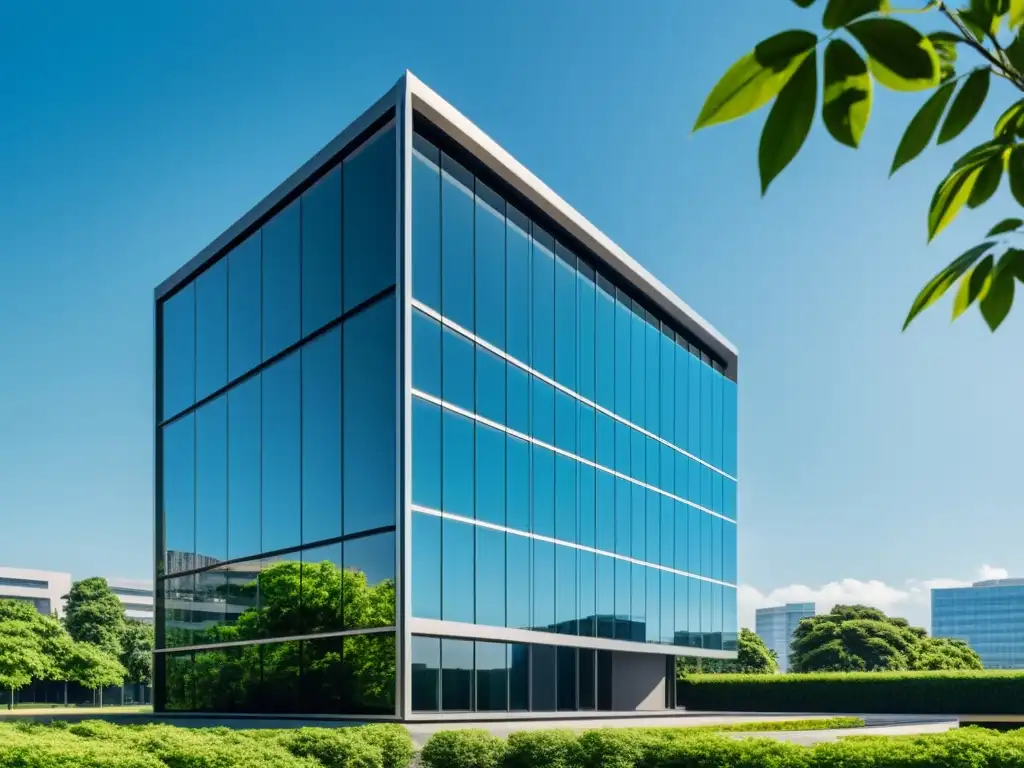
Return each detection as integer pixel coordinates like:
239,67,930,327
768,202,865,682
419,726,1024,768
678,670,1024,714
698,717,864,732
0,721,416,768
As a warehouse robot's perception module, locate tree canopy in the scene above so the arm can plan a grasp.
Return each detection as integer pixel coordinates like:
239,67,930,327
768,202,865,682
695,0,1024,331
678,628,779,676
63,578,126,659
790,604,983,672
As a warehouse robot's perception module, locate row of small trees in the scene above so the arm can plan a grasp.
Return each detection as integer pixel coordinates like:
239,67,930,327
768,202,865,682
679,605,983,676
0,577,153,708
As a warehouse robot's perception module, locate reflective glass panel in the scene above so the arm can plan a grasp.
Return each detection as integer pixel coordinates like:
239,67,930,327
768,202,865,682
506,364,530,436
476,346,505,425
441,638,474,711
304,636,345,714
475,182,506,348
195,259,228,401
441,154,475,330
476,641,508,712
506,533,531,630
660,332,675,443
506,435,530,533
162,574,195,648
301,165,343,336
506,206,531,364
162,414,195,574
595,473,614,553
533,540,555,632
579,647,596,710
614,478,630,557
646,568,660,643
476,527,506,627
442,519,474,623
579,550,596,637
261,640,302,713
532,446,554,537
228,233,261,382
579,404,595,463
577,266,596,402
531,645,556,711
343,125,397,311
532,378,554,445
578,465,595,549
412,136,441,310
595,280,615,411
724,521,737,585
661,572,675,645
300,543,342,635
532,227,555,377
555,546,577,635
162,652,193,711
723,378,738,477
162,284,195,420
195,396,228,564
442,326,474,412
442,411,474,519
557,646,576,711
631,307,646,430
342,632,395,714
412,635,440,711
688,578,702,648
614,292,631,419
554,244,577,390
476,423,505,526
228,377,261,560
412,310,441,397
554,390,576,454
412,511,441,619
261,353,301,552
508,643,530,710
413,399,442,510
262,200,301,361
344,532,396,629
555,455,576,544
614,559,631,640
302,328,342,544
631,564,646,642
596,556,615,639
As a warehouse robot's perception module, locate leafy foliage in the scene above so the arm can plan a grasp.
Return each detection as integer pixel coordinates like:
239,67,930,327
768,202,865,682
118,620,153,685
63,578,127,659
694,0,1024,330
677,628,778,675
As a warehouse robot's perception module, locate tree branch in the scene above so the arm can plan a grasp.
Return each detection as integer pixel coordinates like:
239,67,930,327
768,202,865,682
938,1,1024,89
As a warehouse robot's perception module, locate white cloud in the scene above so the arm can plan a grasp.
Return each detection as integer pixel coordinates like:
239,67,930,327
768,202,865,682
739,565,1006,633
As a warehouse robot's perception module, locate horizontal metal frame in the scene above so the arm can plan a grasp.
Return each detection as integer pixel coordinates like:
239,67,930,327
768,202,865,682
155,625,395,654
404,72,738,375
411,618,736,660
404,710,691,722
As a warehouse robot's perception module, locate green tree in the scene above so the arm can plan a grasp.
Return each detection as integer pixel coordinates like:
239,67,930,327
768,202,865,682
678,628,779,676
915,635,984,669
695,0,1024,331
66,642,125,706
119,620,154,685
0,621,47,709
63,578,126,658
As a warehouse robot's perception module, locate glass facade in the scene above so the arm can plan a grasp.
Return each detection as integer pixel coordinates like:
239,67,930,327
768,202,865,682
156,122,399,715
932,580,1024,669
754,602,814,673
155,83,739,719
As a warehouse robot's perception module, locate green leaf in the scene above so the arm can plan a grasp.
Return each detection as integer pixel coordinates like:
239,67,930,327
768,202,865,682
952,253,993,319
968,155,1004,207
928,162,986,240
1009,145,1024,207
938,69,990,144
994,99,1024,136
1011,0,1024,28
792,0,818,5
980,265,1015,329
823,40,873,147
759,51,818,194
1007,33,1024,73
953,137,1011,170
903,241,993,329
823,0,888,29
988,217,1024,235
693,30,818,130
890,81,955,174
1002,247,1024,281
928,32,960,81
848,18,941,91
957,7,991,40
986,0,1011,14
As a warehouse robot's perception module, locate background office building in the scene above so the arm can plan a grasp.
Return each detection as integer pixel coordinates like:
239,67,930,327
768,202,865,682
0,567,72,617
154,73,739,719
755,602,814,673
932,579,1024,669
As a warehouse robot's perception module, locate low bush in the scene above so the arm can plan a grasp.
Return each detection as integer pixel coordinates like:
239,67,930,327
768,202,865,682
419,729,506,768
503,730,578,768
701,716,865,732
280,728,383,768
678,670,1024,714
350,723,416,768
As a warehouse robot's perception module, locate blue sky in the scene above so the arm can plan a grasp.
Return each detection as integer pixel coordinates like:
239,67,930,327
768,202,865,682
0,0,1018,629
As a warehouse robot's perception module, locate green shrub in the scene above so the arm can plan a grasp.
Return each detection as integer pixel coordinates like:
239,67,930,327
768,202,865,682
678,670,1024,714
503,730,578,768
420,729,506,768
352,724,415,768
0,726,167,768
699,717,865,732
574,729,645,768
280,727,383,768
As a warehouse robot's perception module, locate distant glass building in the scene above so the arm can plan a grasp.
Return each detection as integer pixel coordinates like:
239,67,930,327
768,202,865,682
755,603,814,673
932,579,1024,669
154,73,739,719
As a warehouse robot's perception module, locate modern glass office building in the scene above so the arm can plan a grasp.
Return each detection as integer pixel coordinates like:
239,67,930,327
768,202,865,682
154,73,739,719
755,603,814,673
932,579,1024,669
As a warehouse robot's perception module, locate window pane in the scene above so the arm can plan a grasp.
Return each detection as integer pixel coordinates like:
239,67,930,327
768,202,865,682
596,412,614,470
345,531,396,629
411,635,440,712
579,465,595,549
646,321,660,437
688,353,701,458
702,581,714,649
262,201,301,361
533,446,554,538
644,490,659,565
475,182,506,348
257,552,301,639
597,556,615,639
162,414,194,574
476,347,505,425
595,281,615,411
596,473,614,553
661,572,675,645
441,637,474,712
508,643,530,710
660,332,675,444
442,326,474,412
224,560,260,640
195,396,228,564
262,354,301,552
413,399,442,510
302,165,343,335
344,125,396,311
555,455,576,544
702,511,714,581
614,293,631,420
262,640,303,713
343,295,396,534
555,546,577,635
660,492,674,568
675,575,688,647
579,647,596,710
688,578,702,648
614,559,631,640
555,391,576,454
162,284,195,420
507,364,530,435
532,227,555,378
631,430,646,485
506,207,531,363
646,567,660,643
476,423,505,526
723,377,738,477
228,234,261,382
302,328,342,544
412,136,441,310
507,534,531,630
162,652,194,711
661,445,675,498
532,378,554,445
342,632,396,714
476,640,508,712
711,369,724,471
195,259,228,401
413,310,441,397
531,645,556,711
674,501,688,575
533,540,555,632
476,527,506,627
631,564,646,642
712,515,723,582
442,519,474,624
701,362,713,465
688,506,702,579
162,574,195,648
579,404,595,463
615,422,630,475
304,636,345,714
192,569,227,645
724,521,737,585
578,550,596,638
506,435,530,533
412,511,441,619
675,343,690,453
614,478,630,557
577,268,595,402
554,244,577,390
442,411,474,519
441,154,475,330
724,587,738,652
724,479,737,521
300,543,342,635
631,307,646,430
557,646,577,711
227,378,260,561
